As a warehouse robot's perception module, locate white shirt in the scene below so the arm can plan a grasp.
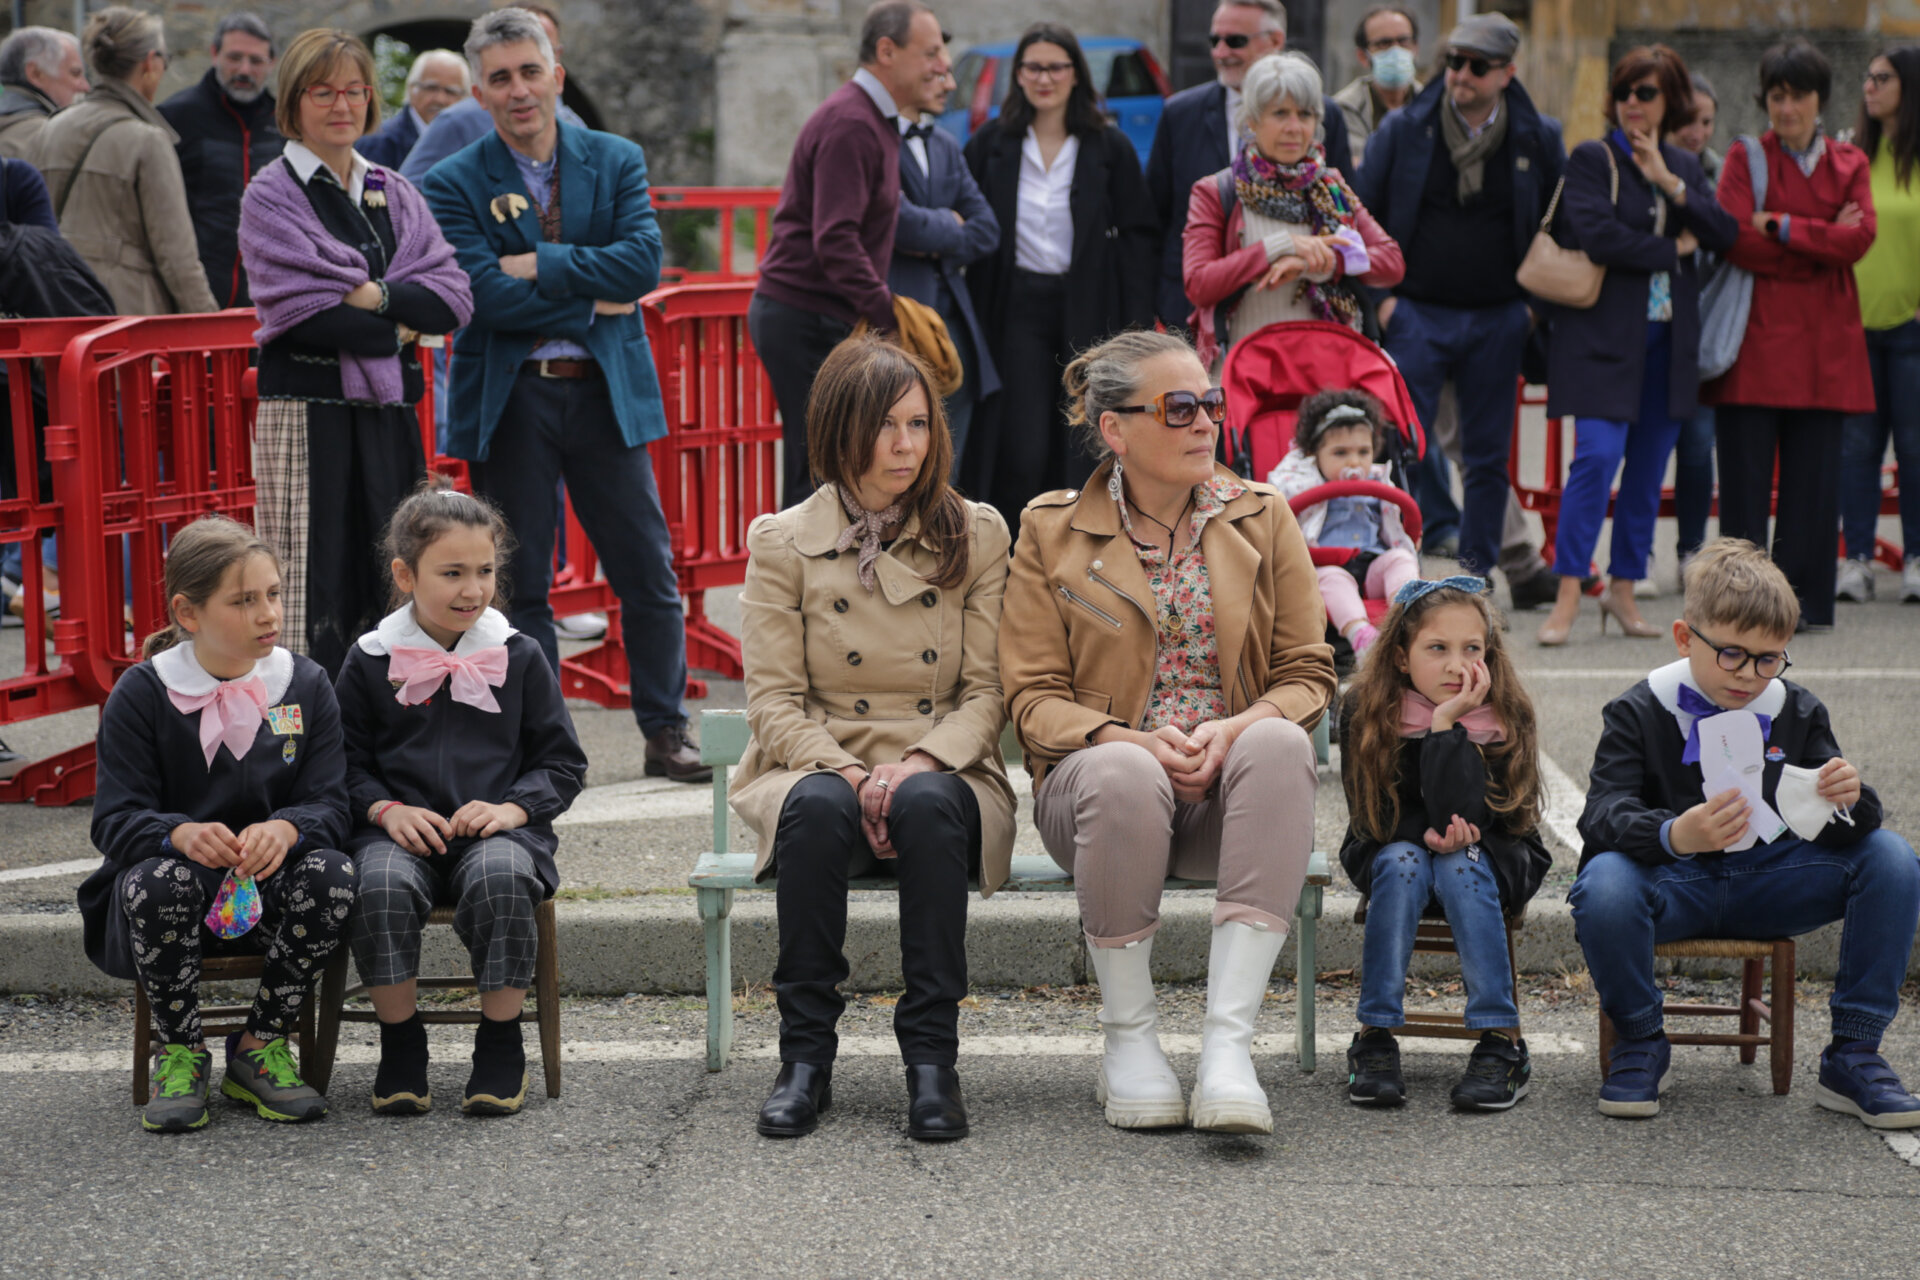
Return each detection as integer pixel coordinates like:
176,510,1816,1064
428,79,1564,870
897,113,930,177
1224,85,1244,151
1449,94,1501,141
1014,128,1078,275
282,139,371,204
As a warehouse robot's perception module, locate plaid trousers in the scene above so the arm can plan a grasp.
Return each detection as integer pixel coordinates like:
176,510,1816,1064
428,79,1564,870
347,838,542,991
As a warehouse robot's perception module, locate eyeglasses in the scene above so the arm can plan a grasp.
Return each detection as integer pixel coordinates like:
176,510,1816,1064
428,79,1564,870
1612,84,1661,103
1366,35,1417,52
1209,33,1252,49
1445,53,1509,77
1866,71,1896,88
1017,61,1074,80
1113,388,1225,428
1687,624,1792,679
305,82,373,107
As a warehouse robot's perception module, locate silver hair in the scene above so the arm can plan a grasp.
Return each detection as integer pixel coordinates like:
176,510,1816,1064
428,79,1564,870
0,26,78,85
1219,0,1286,36
213,13,274,57
1237,50,1325,139
1063,329,1201,462
405,48,469,91
464,7,553,77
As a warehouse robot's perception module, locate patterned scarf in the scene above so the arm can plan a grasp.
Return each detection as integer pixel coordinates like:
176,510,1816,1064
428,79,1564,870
834,486,905,594
1231,144,1363,328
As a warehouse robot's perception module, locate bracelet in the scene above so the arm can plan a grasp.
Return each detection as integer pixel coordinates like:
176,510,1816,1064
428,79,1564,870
370,800,401,825
374,280,390,314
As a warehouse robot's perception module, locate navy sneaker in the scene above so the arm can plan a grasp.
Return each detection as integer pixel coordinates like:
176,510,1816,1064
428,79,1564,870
1816,1041,1920,1130
1346,1029,1406,1106
1598,1035,1672,1118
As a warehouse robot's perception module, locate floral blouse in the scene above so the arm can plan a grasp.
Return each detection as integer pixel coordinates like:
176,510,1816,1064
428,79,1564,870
1109,463,1248,734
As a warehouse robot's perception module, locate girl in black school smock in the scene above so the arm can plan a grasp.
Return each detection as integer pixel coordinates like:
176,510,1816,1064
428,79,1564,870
78,516,356,1134
334,485,586,1118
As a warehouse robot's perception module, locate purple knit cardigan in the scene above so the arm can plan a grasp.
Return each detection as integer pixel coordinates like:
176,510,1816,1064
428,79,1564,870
240,157,473,404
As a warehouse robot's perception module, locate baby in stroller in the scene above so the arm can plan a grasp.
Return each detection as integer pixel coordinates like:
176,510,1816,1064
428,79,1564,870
1268,389,1419,656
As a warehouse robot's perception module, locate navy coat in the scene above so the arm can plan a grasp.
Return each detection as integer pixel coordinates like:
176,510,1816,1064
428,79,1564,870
889,125,1001,399
1145,80,1356,330
355,106,421,170
1352,76,1564,289
1544,135,1738,423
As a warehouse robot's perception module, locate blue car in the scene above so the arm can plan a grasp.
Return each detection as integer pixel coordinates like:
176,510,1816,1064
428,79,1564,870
935,36,1171,167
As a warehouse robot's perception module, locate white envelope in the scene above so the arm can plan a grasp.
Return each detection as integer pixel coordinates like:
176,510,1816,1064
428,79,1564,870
1696,709,1788,850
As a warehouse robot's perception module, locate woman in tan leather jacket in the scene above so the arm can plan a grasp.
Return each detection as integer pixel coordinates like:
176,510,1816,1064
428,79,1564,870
730,336,1014,1143
999,328,1335,1135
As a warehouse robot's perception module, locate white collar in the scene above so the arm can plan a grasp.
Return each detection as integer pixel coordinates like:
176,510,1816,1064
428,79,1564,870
1020,127,1079,172
283,139,372,203
1646,657,1787,740
151,642,294,704
852,67,900,122
357,602,516,658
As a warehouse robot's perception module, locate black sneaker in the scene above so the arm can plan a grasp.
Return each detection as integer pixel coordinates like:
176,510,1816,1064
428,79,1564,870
1450,1030,1530,1111
1346,1029,1406,1106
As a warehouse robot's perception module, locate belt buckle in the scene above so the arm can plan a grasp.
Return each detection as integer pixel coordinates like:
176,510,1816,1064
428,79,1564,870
537,358,556,379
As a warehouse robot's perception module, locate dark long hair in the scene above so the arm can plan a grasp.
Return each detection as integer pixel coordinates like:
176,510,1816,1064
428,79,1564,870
1858,45,1920,189
998,23,1108,138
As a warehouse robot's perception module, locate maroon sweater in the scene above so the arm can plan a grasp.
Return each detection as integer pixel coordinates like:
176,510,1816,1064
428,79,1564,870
754,80,899,330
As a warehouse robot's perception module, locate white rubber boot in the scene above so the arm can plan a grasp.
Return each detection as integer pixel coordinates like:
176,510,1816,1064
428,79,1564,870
1087,939,1187,1129
1188,921,1287,1134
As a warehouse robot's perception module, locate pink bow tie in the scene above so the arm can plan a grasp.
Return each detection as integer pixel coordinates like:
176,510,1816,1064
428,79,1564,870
169,676,270,768
388,644,509,713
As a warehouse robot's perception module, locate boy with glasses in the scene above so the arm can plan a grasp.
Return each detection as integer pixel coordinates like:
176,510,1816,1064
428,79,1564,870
1569,538,1920,1126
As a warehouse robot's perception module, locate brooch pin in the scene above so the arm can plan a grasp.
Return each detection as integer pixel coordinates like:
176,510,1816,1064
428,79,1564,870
364,169,388,209
490,192,530,223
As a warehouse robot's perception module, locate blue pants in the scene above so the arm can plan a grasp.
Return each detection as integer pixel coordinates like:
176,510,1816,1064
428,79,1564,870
1357,841,1520,1030
1554,323,1683,581
1384,297,1531,577
1841,320,1920,564
1569,830,1920,1044
468,370,689,737
1674,405,1716,559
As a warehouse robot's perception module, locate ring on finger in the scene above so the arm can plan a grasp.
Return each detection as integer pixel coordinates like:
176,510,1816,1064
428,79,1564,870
874,779,891,790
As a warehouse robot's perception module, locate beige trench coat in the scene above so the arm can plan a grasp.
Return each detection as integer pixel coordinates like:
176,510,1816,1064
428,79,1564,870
729,486,1018,894
28,77,217,316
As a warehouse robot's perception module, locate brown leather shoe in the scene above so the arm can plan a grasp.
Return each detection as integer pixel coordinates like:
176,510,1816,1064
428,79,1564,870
644,724,713,783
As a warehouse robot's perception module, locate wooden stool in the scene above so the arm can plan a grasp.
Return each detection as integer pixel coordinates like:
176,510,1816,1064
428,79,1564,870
1598,938,1795,1096
132,955,330,1105
1352,896,1525,1040
315,899,564,1099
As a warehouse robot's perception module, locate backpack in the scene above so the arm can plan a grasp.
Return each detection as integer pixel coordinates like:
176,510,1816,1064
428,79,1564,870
1696,135,1766,382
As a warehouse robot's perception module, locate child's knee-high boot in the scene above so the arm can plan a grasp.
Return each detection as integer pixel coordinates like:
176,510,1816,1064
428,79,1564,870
1087,939,1187,1129
1189,922,1287,1134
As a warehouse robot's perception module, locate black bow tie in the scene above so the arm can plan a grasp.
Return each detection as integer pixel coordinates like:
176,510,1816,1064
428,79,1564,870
902,122,934,143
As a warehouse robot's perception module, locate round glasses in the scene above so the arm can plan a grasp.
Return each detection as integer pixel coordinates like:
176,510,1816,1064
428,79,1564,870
305,82,373,107
1114,388,1225,428
1688,624,1792,679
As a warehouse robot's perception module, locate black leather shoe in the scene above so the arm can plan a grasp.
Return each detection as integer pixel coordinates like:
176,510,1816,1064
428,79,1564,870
1507,571,1560,612
644,724,713,783
757,1062,831,1138
905,1064,969,1141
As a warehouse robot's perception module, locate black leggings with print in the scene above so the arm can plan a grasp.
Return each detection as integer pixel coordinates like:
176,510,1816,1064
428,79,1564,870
120,851,356,1046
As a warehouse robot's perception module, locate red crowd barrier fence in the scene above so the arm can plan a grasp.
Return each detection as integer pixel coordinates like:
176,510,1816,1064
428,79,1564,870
652,187,780,285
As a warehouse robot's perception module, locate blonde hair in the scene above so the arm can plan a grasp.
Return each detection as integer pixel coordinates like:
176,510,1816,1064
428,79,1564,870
275,28,381,141
83,6,163,83
143,517,280,659
1062,329,1199,463
1681,537,1799,639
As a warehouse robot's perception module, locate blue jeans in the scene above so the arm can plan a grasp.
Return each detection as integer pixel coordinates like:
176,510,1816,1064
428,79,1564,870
467,370,689,737
1384,297,1531,577
1554,323,1683,581
1840,320,1920,563
1674,405,1716,558
1569,830,1920,1044
1357,841,1520,1030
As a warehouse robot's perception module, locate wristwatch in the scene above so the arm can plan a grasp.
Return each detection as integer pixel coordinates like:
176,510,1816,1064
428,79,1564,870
1764,216,1782,238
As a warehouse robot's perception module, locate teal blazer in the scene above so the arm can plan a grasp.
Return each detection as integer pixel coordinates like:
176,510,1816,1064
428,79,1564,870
421,123,667,461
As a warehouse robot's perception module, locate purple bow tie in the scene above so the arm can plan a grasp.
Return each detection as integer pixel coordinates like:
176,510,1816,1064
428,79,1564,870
1677,683,1771,765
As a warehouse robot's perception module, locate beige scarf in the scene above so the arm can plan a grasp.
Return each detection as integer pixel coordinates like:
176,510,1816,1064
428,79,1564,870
834,486,905,594
1438,93,1511,204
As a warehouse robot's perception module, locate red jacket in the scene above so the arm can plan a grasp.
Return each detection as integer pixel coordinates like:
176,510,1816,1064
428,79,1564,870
1705,132,1874,413
1181,167,1402,367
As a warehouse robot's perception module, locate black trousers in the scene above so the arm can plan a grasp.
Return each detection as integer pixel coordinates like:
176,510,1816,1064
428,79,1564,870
1715,405,1843,627
747,293,855,510
973,270,1093,532
771,771,979,1067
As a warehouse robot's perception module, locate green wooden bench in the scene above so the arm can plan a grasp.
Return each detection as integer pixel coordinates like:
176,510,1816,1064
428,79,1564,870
688,709,1334,1073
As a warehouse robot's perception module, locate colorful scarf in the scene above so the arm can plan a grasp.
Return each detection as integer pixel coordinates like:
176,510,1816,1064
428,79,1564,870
1231,144,1363,329
834,486,905,594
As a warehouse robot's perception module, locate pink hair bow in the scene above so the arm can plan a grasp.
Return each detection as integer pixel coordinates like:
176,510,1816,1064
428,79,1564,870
168,677,271,768
388,645,510,713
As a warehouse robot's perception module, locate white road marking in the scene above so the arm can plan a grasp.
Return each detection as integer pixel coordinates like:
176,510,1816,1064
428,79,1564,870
0,858,99,883
1521,669,1920,681
1536,751,1589,859
1885,1133,1920,1168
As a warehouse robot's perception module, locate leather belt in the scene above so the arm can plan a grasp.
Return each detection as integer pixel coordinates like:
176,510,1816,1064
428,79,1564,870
523,358,598,380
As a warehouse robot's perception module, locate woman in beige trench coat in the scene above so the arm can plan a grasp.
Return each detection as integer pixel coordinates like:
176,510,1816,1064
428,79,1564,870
730,336,1014,1144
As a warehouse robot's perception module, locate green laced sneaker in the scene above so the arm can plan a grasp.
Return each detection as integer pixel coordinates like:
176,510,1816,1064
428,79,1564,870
142,1044,212,1133
221,1037,328,1123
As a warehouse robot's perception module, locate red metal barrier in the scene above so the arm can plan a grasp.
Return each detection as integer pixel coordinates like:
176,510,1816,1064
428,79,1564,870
652,187,779,284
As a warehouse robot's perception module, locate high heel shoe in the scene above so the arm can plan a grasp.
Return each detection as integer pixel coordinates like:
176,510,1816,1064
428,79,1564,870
1596,593,1661,638
1536,603,1578,646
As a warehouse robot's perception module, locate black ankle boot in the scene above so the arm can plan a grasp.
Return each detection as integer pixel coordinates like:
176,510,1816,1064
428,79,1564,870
462,1014,528,1116
372,1013,431,1115
905,1064,968,1141
757,1062,832,1137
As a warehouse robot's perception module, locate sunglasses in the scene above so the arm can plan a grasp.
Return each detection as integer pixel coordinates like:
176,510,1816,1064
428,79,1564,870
1445,53,1509,77
1612,84,1661,103
1114,388,1225,427
1209,33,1252,49
1687,624,1792,680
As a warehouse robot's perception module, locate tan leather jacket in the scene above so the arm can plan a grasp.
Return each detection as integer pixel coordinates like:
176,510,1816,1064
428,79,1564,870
729,486,1018,894
28,78,217,315
999,460,1336,790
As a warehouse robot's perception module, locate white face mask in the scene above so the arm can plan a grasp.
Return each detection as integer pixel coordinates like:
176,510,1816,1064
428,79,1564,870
1371,46,1416,90
1775,763,1855,842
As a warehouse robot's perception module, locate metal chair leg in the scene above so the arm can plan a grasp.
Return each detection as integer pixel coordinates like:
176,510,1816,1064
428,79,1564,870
699,886,735,1071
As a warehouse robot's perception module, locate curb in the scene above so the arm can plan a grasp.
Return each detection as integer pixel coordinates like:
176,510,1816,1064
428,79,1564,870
0,894,1896,999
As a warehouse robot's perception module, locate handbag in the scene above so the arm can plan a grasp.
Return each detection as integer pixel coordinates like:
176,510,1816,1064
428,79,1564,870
1696,135,1767,382
1516,142,1618,309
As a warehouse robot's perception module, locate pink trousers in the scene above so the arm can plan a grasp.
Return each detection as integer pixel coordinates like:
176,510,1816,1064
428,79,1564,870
1314,547,1419,633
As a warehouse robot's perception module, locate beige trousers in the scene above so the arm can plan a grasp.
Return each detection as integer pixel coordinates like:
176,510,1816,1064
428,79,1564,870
1033,718,1318,947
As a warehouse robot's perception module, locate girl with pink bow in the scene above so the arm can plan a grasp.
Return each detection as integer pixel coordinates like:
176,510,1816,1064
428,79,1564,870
78,517,356,1134
1334,578,1550,1113
333,485,586,1118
